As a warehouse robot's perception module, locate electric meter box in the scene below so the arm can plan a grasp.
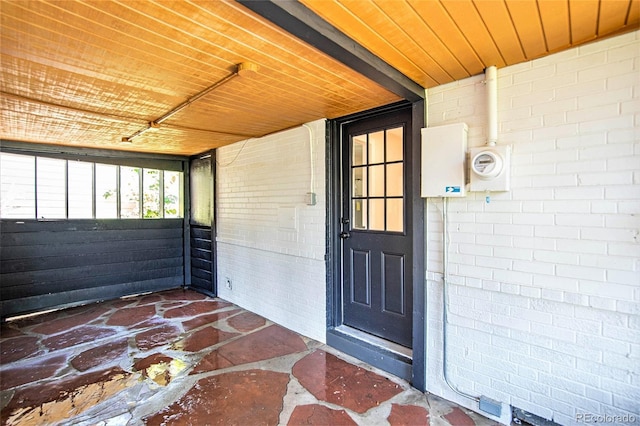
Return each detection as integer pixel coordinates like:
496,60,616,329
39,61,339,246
421,123,468,197
469,145,511,192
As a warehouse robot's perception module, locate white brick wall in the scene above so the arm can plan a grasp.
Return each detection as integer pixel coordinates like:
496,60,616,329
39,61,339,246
215,119,326,342
425,31,640,425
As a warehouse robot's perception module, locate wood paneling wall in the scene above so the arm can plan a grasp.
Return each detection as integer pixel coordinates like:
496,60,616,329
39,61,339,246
0,219,184,318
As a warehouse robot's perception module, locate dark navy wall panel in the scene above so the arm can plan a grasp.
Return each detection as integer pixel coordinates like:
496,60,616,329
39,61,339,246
189,226,214,294
0,219,184,318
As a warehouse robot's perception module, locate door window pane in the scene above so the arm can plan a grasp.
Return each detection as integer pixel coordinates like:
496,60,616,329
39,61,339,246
387,198,403,232
369,199,385,231
369,165,384,197
120,166,140,218
368,131,384,163
349,125,404,233
37,157,66,219
352,135,367,166
96,164,118,218
352,166,366,197
386,127,403,162
353,199,367,229
143,169,161,218
386,163,403,197
68,161,93,218
0,153,35,218
190,157,212,226
164,171,182,218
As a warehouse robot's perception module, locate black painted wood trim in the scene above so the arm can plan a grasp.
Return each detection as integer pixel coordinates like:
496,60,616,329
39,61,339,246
327,329,412,382
1,278,181,318
411,100,426,391
210,150,217,295
183,158,192,287
186,150,216,296
326,101,426,391
0,140,187,171
237,0,424,102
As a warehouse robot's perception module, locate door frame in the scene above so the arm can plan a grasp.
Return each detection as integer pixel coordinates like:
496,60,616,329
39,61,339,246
326,100,425,390
187,150,217,298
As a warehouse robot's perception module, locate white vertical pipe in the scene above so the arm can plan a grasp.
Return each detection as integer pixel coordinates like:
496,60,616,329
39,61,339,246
424,88,429,128
486,66,498,146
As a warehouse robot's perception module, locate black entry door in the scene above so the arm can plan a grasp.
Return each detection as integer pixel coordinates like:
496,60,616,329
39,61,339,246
189,154,215,295
341,107,413,348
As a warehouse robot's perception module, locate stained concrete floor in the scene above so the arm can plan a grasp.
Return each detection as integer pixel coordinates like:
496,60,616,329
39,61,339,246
0,289,499,425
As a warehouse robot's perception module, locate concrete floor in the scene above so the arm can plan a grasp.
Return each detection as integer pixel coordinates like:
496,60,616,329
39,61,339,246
0,289,499,425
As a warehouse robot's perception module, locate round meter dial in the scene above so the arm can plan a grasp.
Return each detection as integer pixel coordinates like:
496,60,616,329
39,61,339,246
471,150,503,178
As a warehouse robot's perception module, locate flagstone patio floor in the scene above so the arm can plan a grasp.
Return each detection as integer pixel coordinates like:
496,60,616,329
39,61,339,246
0,288,499,425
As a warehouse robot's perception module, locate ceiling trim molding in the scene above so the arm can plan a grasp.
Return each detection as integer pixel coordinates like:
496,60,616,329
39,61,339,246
237,0,425,102
0,139,188,164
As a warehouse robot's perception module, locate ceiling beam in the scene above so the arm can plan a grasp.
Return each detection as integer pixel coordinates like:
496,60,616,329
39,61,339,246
238,0,425,102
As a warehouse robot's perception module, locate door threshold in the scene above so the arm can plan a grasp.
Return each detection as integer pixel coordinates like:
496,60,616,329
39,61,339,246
335,325,412,359
327,325,413,382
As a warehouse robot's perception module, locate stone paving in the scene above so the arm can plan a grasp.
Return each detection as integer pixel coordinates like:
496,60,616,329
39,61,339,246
0,289,499,425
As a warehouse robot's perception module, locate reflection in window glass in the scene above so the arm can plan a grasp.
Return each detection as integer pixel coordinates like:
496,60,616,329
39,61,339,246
143,169,161,218
120,167,140,218
164,171,182,218
0,153,35,218
352,135,367,166
352,167,366,197
353,199,367,230
68,162,93,218
37,157,66,219
368,131,384,164
96,164,118,218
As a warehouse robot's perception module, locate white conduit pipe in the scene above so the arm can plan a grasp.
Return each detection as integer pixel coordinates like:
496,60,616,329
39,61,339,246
441,197,480,402
486,65,498,146
302,123,315,194
440,67,499,402
123,62,258,143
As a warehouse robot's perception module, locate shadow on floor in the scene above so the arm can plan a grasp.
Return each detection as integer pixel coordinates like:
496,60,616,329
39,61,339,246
0,289,499,425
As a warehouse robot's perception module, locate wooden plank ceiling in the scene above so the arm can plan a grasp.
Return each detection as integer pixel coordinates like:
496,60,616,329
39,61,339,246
1,0,638,156
301,0,639,89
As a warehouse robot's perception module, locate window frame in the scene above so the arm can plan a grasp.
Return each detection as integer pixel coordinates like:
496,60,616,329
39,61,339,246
0,145,186,221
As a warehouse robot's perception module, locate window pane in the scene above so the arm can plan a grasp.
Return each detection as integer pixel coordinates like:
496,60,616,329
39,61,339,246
369,165,384,197
352,135,367,166
37,157,66,219
96,164,118,218
190,158,212,226
352,199,367,230
386,163,403,197
352,166,366,197
387,198,403,232
143,169,161,218
120,166,140,218
164,171,182,218
68,162,93,218
369,198,385,231
368,131,384,164
386,127,403,162
0,153,35,218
